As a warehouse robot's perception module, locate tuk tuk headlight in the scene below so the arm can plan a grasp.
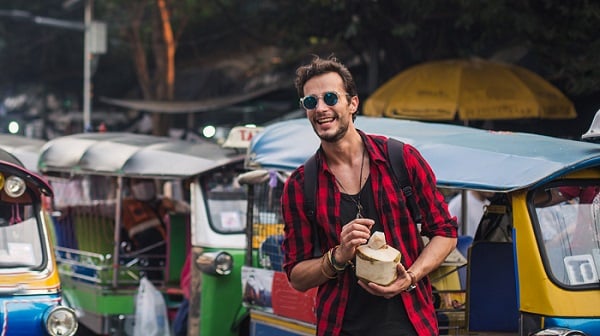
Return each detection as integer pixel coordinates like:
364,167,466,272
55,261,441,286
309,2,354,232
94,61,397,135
195,251,233,275
44,305,78,336
4,175,26,198
531,327,587,336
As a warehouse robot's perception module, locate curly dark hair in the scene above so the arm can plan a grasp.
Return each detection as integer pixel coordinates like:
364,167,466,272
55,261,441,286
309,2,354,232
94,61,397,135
294,55,358,100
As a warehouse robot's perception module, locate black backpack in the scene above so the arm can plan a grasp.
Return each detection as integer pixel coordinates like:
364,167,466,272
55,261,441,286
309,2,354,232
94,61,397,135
302,138,422,255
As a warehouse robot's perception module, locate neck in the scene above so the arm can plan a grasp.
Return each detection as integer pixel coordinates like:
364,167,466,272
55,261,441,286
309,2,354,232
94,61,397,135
322,130,363,166
328,139,368,195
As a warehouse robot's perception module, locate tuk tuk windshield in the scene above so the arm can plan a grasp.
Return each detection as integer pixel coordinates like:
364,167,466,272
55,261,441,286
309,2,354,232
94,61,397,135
533,184,600,287
203,169,247,234
0,203,44,268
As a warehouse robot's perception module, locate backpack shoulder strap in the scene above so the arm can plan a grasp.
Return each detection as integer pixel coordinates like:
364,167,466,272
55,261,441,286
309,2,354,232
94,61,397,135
302,154,320,256
303,154,317,222
386,138,423,225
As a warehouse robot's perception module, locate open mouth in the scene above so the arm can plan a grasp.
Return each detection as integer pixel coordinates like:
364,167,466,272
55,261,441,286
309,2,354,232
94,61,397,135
316,117,335,124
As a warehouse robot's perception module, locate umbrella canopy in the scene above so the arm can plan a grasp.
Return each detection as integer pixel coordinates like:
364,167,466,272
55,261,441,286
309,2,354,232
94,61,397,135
363,58,576,121
38,132,244,178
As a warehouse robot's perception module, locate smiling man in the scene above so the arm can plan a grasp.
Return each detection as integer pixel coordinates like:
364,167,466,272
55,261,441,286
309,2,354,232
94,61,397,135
280,55,458,336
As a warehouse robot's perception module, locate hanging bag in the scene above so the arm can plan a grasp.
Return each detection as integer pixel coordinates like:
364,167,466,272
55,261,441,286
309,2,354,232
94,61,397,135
133,277,171,336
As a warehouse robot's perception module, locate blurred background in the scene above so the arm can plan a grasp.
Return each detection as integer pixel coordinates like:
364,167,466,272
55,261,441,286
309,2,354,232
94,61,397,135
0,0,598,142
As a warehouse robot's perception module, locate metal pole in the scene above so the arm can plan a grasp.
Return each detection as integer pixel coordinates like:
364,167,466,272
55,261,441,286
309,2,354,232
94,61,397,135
460,189,468,236
245,184,255,266
83,0,92,131
113,176,123,288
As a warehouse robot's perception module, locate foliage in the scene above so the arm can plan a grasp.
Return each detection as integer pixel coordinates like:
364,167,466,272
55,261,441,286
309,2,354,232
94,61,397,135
0,0,599,123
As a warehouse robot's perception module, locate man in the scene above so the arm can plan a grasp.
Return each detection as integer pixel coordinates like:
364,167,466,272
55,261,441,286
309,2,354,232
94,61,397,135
122,178,189,280
281,56,458,336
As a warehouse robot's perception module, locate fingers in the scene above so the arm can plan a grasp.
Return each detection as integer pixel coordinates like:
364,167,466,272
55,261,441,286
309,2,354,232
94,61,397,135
339,219,373,258
357,264,414,298
358,279,401,299
340,218,374,243
354,218,375,230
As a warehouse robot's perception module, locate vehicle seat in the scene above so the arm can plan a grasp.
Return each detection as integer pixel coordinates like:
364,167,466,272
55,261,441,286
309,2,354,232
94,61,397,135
259,234,284,271
467,241,519,333
474,194,513,242
456,235,473,289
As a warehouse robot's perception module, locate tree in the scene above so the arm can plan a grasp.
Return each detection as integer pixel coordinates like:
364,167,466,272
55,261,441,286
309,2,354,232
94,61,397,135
101,0,204,135
1,0,599,136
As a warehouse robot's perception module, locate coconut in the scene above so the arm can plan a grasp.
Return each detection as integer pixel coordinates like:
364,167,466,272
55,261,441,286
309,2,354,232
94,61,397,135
355,231,401,286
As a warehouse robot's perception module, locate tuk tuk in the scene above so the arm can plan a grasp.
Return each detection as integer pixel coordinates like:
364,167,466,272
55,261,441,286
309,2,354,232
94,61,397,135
0,134,46,172
0,147,78,336
236,116,600,336
36,132,250,335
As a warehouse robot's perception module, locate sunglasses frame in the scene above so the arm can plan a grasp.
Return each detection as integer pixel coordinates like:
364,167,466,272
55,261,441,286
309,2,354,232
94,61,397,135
299,91,350,110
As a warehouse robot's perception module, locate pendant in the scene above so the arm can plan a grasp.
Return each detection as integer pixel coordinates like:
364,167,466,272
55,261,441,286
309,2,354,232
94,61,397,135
356,203,363,219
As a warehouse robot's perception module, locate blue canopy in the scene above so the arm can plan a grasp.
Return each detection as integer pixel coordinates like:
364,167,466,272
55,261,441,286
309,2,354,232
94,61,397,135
246,116,600,192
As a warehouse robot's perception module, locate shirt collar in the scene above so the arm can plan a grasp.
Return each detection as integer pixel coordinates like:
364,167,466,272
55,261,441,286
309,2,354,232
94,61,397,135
314,129,387,176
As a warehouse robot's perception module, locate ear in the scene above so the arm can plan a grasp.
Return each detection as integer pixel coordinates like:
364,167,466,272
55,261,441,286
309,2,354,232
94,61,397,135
349,95,359,112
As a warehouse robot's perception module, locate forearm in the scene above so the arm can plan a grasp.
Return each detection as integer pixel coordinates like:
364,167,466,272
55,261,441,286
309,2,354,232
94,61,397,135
289,255,337,292
408,236,457,281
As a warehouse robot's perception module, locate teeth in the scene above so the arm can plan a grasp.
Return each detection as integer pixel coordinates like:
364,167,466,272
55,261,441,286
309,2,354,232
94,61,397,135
318,117,334,124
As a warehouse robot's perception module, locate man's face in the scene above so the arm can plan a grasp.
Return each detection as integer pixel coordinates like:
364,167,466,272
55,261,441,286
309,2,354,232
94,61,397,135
130,179,156,201
301,72,358,143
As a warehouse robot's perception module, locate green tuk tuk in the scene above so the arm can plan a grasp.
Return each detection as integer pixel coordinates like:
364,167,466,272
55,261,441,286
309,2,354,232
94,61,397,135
37,132,249,335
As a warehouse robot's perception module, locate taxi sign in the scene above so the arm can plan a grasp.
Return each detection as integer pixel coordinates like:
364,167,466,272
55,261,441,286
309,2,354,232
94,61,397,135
223,126,264,149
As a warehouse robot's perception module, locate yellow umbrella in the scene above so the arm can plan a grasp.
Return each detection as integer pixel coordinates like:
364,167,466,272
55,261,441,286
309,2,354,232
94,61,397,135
363,58,576,121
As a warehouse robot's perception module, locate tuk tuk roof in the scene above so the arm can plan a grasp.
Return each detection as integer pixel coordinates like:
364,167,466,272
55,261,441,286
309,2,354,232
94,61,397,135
38,132,244,178
246,117,600,192
0,134,46,172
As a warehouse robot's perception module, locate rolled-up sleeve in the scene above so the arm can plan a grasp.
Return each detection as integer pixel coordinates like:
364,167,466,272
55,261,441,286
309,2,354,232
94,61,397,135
404,144,458,239
281,167,314,280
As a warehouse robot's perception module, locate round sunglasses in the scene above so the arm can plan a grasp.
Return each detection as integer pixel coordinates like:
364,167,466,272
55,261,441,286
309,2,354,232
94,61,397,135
299,91,349,110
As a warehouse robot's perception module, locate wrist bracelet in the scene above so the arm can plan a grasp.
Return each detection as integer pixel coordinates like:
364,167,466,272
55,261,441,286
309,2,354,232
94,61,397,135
329,245,348,272
320,254,337,279
405,270,417,292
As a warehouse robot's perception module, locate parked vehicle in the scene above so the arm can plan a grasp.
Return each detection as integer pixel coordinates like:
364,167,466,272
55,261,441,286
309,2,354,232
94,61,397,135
234,116,600,336
0,147,78,336
0,134,46,171
36,131,251,335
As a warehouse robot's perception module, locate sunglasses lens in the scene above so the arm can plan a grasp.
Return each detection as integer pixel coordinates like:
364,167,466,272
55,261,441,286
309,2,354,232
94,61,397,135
323,92,339,106
302,96,318,109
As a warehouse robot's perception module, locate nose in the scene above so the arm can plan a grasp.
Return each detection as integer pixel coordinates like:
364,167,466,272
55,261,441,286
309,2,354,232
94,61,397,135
314,96,330,111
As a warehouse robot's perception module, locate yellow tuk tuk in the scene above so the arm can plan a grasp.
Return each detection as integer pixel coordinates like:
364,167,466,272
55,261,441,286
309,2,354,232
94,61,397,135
0,146,78,336
238,115,600,336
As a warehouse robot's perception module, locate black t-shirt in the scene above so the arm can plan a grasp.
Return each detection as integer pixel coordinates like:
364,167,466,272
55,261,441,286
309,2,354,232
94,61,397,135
339,177,417,336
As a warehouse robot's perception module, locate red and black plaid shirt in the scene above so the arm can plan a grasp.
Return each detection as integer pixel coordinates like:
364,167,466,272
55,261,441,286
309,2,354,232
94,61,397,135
282,131,457,336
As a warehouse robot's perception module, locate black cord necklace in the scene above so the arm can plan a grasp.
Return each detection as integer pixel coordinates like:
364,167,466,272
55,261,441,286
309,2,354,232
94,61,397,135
335,145,366,219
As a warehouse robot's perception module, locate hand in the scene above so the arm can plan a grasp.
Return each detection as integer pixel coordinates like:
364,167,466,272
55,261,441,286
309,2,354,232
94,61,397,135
336,218,374,264
161,197,191,213
161,197,175,210
358,263,414,299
